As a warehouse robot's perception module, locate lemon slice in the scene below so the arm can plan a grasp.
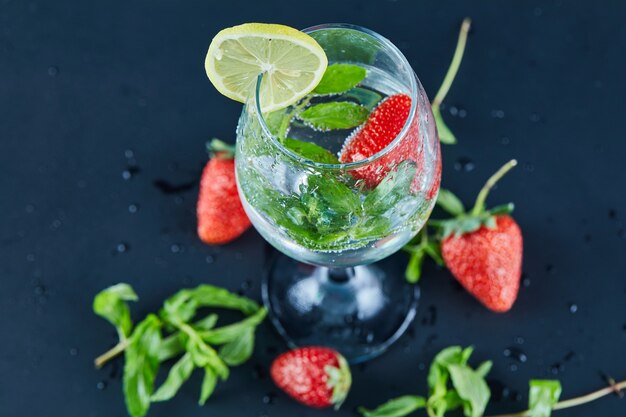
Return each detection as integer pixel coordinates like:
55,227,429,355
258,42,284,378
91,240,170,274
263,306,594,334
205,23,328,112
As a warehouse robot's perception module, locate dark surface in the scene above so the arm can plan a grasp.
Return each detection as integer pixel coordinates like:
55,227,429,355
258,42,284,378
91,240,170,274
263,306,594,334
1,1,625,416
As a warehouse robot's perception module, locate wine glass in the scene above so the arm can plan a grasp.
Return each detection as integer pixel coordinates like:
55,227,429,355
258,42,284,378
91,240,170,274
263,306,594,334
235,23,440,363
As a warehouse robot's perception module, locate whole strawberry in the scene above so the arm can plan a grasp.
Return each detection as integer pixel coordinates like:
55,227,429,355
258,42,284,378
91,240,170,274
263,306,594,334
196,139,251,244
339,93,440,199
270,346,352,409
438,160,522,312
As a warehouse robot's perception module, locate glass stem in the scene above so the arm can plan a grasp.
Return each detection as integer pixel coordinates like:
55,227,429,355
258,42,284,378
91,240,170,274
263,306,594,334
327,267,354,284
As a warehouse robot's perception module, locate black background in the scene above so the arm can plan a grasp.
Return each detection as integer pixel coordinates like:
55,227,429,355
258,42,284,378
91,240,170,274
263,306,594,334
1,1,625,416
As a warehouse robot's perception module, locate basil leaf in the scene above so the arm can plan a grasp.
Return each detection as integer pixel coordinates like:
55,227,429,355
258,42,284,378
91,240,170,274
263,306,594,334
151,353,195,402
93,283,138,339
475,361,493,378
436,189,465,216
199,366,218,405
284,137,340,164
300,102,369,130
364,161,417,216
201,308,267,345
448,364,491,417
184,327,229,379
219,327,254,366
193,313,219,331
123,314,161,417
359,395,426,417
528,380,562,417
433,106,457,145
314,63,367,95
406,250,425,283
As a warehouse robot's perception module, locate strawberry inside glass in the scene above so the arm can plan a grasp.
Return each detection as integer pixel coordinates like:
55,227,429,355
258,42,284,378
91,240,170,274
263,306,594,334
235,24,441,363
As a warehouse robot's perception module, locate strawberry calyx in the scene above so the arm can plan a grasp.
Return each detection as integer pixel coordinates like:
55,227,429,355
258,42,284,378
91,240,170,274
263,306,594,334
433,159,518,238
325,353,352,409
206,138,236,160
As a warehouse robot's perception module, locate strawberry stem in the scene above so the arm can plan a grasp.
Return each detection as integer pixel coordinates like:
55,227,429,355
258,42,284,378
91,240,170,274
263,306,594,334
484,379,626,417
470,159,517,216
207,138,236,159
432,17,472,108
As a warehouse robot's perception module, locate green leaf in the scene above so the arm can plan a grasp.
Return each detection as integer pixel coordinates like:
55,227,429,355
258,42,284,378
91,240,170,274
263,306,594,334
93,283,138,339
151,353,195,402
528,380,562,417
123,314,161,417
424,242,444,266
219,327,254,366
448,364,491,417
184,326,229,379
300,102,369,130
264,107,291,138
283,137,340,164
193,314,219,331
433,106,457,145
314,63,367,95
201,308,267,345
359,396,426,417
364,161,418,216
199,366,218,405
436,189,465,216
475,361,493,378
405,250,424,283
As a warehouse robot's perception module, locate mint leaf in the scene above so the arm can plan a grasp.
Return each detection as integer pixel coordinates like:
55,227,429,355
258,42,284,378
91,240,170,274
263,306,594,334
201,308,267,345
284,137,340,164
93,283,138,339
123,314,161,417
300,102,369,130
151,353,195,402
364,161,417,216
436,189,465,216
433,106,457,145
264,107,292,139
199,366,218,405
219,327,254,366
314,63,367,95
344,87,383,110
359,395,426,417
528,380,562,417
448,364,491,417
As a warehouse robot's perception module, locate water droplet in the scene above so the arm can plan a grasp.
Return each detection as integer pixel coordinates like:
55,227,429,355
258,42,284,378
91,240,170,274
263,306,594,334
545,264,555,274
115,242,129,253
515,336,525,345
122,170,132,180
69,347,79,356
504,347,528,363
454,157,475,172
608,209,617,219
550,364,563,375
523,163,535,172
137,97,147,107
34,285,46,295
240,280,252,291
421,305,437,326
205,255,215,264
26,253,35,262
501,136,510,145
418,362,426,371
170,244,182,254
533,7,543,16
458,108,467,118
365,331,375,343
262,392,276,405
509,363,518,372
153,179,196,195
491,109,505,119
128,204,138,214
25,204,35,213
522,277,531,287
47,66,58,77
96,381,107,390
124,149,135,159
529,113,541,122
50,219,62,230
449,106,458,116
568,303,578,313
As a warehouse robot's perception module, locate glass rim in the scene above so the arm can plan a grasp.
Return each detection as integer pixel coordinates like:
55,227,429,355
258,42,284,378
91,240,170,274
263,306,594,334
254,23,419,171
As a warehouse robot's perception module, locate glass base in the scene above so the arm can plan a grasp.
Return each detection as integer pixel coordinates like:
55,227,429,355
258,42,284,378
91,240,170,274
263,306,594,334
262,252,419,364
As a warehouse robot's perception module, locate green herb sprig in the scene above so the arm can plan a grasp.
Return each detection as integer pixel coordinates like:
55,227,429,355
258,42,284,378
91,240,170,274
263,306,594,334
93,283,267,417
359,346,625,417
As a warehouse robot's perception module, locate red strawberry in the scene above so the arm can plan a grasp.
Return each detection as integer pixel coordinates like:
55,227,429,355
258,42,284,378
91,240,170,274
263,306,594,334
339,94,440,199
270,346,352,409
196,139,251,244
438,160,522,312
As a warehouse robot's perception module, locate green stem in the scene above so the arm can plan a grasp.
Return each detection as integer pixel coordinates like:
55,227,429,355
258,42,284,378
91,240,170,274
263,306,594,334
470,159,518,216
432,17,472,107
94,339,128,368
484,380,626,417
276,96,312,141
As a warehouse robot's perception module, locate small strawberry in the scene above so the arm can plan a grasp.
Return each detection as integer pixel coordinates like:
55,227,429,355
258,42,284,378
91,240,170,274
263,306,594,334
270,346,352,409
339,94,440,199
437,160,522,312
196,139,251,244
